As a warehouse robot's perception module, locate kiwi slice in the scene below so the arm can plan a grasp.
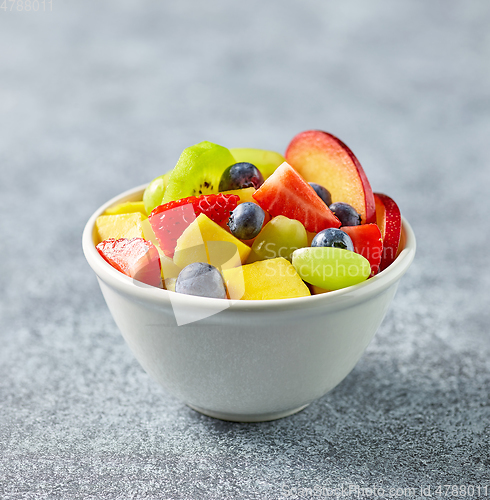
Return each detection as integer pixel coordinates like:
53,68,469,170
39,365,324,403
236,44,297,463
162,141,235,203
143,171,172,215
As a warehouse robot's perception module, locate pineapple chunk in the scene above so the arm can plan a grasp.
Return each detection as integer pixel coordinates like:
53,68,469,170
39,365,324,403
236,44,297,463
141,218,182,280
103,201,147,216
219,187,256,204
164,277,177,292
160,253,182,280
141,218,159,247
173,213,251,270
223,257,310,300
95,213,145,243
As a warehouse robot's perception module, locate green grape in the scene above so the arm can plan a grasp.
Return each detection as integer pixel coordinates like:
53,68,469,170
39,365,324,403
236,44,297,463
247,215,308,263
292,247,370,291
143,172,171,215
229,148,285,179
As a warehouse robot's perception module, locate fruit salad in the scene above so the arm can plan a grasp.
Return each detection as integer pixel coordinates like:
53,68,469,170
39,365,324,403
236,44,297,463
94,130,403,300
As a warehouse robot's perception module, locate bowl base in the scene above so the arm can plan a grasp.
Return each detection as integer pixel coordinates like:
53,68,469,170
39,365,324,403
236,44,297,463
187,403,310,422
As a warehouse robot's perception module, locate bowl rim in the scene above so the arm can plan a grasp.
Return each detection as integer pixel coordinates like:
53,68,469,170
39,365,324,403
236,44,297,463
82,183,416,312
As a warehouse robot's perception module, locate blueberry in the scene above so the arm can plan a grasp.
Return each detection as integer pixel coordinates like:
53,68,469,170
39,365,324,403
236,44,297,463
227,202,265,240
309,182,332,206
329,202,361,226
175,262,227,299
311,228,354,251
219,162,264,191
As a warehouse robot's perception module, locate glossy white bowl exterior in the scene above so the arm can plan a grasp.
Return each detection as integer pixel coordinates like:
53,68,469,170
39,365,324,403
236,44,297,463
83,184,416,422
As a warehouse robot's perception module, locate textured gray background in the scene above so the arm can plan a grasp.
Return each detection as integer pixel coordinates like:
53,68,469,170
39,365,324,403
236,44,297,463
1,1,489,499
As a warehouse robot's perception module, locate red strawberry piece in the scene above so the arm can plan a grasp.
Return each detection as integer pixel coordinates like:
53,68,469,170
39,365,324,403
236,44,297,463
149,200,197,257
149,193,240,257
96,238,162,288
252,162,341,232
194,193,240,224
342,224,383,276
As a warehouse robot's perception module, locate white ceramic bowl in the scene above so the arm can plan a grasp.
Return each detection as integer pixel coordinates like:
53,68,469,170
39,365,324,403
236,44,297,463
83,184,416,422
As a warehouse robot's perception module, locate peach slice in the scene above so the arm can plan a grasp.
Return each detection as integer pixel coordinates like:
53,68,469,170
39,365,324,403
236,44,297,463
285,130,376,224
374,193,402,271
342,223,383,276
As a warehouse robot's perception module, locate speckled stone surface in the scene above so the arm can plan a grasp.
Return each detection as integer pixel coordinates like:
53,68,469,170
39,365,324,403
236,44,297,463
1,1,490,499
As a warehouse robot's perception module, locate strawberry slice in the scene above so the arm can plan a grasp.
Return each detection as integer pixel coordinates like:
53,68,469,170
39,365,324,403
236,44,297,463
96,238,162,288
252,162,340,232
148,193,240,257
342,224,383,276
149,198,197,257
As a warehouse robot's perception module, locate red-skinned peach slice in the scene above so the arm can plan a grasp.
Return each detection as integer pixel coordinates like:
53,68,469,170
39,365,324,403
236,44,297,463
395,226,406,259
342,223,383,276
285,130,376,224
374,193,402,271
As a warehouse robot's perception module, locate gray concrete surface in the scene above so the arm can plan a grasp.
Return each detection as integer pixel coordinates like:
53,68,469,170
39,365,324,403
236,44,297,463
1,1,489,498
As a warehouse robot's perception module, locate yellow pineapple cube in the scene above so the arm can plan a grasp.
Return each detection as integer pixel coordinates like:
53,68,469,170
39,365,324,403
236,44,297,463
173,213,251,270
103,201,147,217
219,187,256,204
159,253,181,280
141,218,182,280
223,257,310,300
95,213,145,243
164,277,177,292
141,218,159,247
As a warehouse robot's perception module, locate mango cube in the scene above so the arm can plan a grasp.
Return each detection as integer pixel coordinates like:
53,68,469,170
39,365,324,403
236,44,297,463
223,257,310,300
173,213,251,270
164,277,177,292
219,187,256,204
141,218,181,280
103,201,147,217
95,213,146,243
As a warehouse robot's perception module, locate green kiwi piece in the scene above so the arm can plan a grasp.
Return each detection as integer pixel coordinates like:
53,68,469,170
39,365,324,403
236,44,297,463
162,141,235,203
143,171,172,215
